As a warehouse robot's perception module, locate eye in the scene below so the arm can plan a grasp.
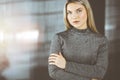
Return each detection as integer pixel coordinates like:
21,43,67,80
67,11,72,15
77,9,82,13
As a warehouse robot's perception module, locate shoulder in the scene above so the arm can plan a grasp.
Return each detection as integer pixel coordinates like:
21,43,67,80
90,32,107,40
91,33,108,45
54,29,71,38
51,30,70,44
96,33,107,41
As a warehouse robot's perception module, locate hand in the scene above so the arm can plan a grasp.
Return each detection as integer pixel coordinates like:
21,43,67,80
48,52,66,69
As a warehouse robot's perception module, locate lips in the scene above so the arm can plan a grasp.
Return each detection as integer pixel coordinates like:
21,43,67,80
73,21,80,24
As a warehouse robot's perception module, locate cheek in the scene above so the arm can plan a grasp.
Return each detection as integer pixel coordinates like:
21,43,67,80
80,13,87,20
67,15,72,22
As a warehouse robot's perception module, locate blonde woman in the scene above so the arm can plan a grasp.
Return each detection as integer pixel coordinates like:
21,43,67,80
48,0,108,80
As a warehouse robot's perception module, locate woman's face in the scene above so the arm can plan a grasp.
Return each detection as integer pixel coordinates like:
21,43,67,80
67,2,87,29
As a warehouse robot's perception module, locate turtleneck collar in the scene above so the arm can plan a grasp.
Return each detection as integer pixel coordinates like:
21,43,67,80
70,27,91,34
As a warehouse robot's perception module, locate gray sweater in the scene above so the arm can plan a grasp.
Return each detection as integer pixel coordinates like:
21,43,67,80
48,27,108,80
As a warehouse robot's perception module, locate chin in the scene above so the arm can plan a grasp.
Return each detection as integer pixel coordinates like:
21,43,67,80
73,26,80,28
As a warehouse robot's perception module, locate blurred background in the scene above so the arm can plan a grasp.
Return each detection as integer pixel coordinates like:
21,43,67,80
0,0,119,80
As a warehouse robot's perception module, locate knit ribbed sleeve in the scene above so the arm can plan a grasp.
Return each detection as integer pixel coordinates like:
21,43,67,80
65,36,108,79
48,34,90,80
48,27,108,80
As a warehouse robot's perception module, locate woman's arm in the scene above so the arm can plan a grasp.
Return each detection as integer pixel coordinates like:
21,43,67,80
49,65,90,80
64,37,108,79
48,34,90,80
49,52,101,80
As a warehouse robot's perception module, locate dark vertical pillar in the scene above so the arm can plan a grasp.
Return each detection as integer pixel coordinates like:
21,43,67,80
89,0,105,34
105,0,120,80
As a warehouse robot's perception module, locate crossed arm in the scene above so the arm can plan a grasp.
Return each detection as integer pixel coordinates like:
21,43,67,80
48,34,108,80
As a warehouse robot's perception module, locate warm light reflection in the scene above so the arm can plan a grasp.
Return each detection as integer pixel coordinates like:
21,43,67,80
15,30,39,43
0,1,45,80
0,31,4,43
0,17,43,80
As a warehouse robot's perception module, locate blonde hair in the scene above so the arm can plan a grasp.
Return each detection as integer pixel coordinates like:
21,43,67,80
64,0,99,33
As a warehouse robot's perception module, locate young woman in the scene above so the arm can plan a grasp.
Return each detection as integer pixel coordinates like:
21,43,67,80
48,0,108,80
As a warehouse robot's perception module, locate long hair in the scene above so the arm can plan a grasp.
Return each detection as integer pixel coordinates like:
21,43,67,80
64,0,99,33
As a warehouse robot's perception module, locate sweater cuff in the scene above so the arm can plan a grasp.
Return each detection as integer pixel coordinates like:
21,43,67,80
65,62,70,72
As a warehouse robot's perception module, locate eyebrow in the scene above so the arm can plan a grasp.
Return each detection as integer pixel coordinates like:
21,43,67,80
76,8,83,10
67,7,83,11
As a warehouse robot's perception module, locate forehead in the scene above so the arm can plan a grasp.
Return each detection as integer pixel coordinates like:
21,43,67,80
67,2,85,11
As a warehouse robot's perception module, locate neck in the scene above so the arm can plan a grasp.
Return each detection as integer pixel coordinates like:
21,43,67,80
74,23,87,30
74,26,87,30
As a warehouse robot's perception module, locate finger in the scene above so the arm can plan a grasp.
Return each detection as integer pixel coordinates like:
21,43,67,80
50,53,59,56
49,59,58,67
49,61,55,64
48,59,56,65
49,57,56,59
49,55,59,60
48,57,57,61
48,59,56,63
49,62,56,65
50,54,59,57
49,56,57,59
48,56,58,61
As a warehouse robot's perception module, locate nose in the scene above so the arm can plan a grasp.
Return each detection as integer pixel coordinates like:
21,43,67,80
71,12,78,19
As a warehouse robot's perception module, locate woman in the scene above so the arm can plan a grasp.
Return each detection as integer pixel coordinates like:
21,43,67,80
48,0,108,80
